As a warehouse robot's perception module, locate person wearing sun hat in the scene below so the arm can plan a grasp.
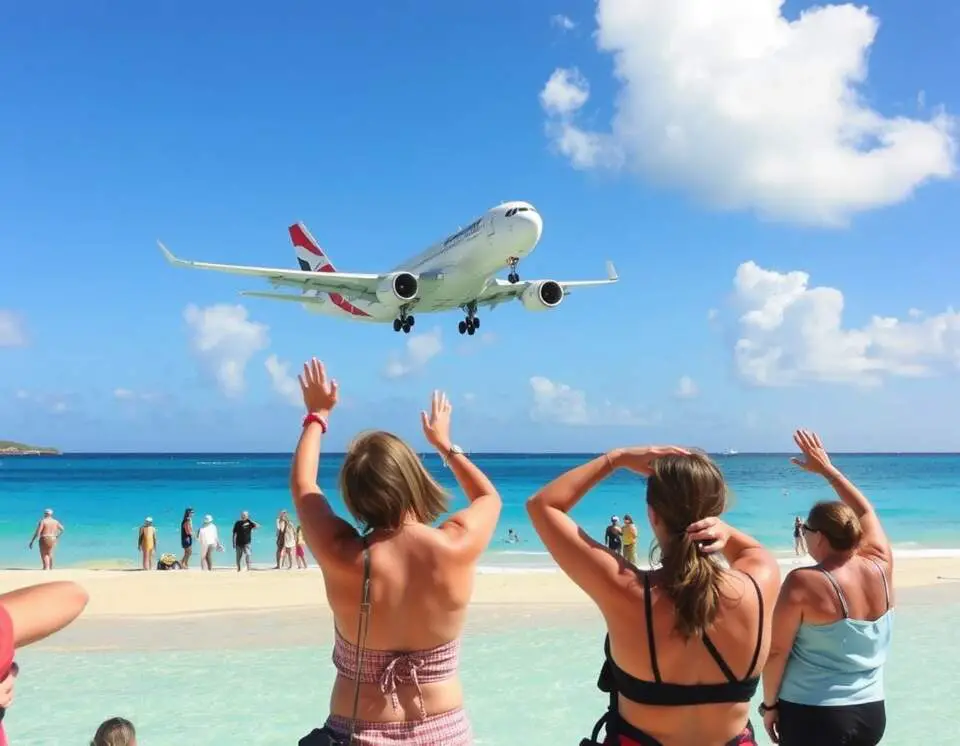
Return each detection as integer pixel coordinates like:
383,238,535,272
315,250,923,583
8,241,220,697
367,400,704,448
137,517,156,571
197,515,222,571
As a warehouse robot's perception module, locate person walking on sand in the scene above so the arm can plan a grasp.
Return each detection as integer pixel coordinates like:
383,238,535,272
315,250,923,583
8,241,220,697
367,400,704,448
180,508,194,569
294,524,308,569
761,431,894,746
28,509,63,570
232,511,259,572
197,515,222,571
792,516,807,556
293,358,501,744
621,513,639,565
137,518,157,570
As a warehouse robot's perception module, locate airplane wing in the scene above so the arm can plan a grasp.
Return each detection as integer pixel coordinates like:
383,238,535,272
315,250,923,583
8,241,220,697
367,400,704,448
475,261,619,310
157,241,383,300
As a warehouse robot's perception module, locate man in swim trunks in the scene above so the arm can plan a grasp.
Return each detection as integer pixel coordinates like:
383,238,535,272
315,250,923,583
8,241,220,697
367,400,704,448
27,509,63,570
232,511,259,572
137,517,157,570
605,515,623,556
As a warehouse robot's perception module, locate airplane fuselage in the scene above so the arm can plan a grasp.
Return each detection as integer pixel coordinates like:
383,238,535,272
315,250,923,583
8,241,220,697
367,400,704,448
301,201,542,322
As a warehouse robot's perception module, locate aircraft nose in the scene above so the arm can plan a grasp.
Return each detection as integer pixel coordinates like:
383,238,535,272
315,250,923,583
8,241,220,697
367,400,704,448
517,210,543,244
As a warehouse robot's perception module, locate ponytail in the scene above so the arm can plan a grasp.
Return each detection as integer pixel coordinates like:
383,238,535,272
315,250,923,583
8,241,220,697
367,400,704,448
659,532,722,639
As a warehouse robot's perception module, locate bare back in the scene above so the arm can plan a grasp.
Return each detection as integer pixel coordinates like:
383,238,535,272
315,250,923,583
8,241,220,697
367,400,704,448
324,524,479,722
795,555,893,626
606,568,775,746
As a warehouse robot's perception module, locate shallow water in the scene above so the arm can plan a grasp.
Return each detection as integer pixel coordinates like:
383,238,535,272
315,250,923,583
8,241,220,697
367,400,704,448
7,588,957,745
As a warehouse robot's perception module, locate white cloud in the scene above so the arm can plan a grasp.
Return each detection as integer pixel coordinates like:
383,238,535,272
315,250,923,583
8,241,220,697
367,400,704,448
550,13,576,31
0,311,26,347
540,67,590,117
674,375,699,399
184,304,269,397
540,0,957,226
529,376,656,426
383,328,443,379
264,354,302,407
729,261,960,386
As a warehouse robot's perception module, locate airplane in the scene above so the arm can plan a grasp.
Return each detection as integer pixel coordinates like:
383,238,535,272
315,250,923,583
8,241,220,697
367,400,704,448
157,201,618,336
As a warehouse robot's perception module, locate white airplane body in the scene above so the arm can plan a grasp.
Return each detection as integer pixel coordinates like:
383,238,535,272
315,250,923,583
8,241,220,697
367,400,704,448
158,201,618,335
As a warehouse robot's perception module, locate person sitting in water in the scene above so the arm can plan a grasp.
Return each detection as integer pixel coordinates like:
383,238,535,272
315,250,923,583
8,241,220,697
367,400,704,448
27,509,63,570
761,431,894,746
0,580,89,745
91,716,137,746
527,447,779,746
292,358,501,745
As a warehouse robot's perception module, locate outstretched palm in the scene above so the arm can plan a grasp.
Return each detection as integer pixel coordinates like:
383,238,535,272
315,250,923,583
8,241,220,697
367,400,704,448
421,390,453,450
298,358,339,414
790,429,833,476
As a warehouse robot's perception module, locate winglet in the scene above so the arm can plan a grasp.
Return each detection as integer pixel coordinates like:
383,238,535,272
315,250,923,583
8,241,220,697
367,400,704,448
606,261,619,281
157,240,185,266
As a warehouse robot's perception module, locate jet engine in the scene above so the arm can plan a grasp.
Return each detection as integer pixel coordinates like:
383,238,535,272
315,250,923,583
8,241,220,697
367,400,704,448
376,272,419,305
520,280,564,311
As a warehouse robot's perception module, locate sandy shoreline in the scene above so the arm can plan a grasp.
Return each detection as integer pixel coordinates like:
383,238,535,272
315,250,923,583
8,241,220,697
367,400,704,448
1,555,959,620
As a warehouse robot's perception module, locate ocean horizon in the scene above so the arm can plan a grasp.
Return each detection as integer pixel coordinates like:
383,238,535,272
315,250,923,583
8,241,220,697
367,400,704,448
3,452,960,569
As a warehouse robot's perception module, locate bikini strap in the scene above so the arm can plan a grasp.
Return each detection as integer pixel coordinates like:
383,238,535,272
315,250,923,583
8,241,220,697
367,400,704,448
701,634,738,682
744,572,764,680
818,567,850,618
867,557,891,610
346,536,372,744
642,573,661,683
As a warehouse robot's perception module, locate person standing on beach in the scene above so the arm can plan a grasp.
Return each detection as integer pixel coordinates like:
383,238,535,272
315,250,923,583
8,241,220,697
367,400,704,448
232,511,259,572
792,516,807,556
180,508,194,569
621,514,638,565
137,518,157,570
197,515,222,571
275,510,296,569
294,524,308,569
761,431,893,746
293,359,501,745
604,515,623,555
27,509,63,570
528,447,779,745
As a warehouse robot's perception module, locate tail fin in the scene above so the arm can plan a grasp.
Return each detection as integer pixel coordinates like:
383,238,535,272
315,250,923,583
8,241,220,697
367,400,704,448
289,222,335,273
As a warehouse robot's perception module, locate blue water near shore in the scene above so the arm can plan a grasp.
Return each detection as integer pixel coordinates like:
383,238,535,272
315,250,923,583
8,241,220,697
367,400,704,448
3,452,960,568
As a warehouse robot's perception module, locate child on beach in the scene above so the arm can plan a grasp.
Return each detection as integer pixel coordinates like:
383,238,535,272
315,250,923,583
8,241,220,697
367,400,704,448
91,717,136,746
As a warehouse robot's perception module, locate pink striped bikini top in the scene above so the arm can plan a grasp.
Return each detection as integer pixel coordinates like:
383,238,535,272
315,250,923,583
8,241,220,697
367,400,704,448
332,627,461,719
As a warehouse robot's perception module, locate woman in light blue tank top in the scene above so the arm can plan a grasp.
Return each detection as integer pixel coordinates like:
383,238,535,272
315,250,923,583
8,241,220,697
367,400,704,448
760,430,894,746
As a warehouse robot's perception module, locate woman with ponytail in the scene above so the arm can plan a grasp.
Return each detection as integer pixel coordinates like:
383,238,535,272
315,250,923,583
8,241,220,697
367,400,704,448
761,431,894,746
527,447,779,746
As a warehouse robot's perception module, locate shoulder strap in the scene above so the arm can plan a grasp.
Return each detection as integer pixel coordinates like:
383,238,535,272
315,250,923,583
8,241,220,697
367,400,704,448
818,567,850,618
346,537,372,744
867,557,891,610
642,573,661,683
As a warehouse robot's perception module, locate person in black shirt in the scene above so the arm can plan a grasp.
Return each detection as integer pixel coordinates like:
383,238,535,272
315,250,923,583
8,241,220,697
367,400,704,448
605,515,623,555
232,511,260,571
180,507,194,569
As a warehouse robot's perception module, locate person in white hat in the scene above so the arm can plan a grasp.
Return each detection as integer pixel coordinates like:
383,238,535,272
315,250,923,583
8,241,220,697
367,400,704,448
137,517,157,571
28,508,64,570
197,515,223,571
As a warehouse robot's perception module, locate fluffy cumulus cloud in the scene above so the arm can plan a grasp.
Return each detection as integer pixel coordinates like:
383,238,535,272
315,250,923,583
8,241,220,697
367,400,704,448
729,261,960,386
184,304,269,397
674,375,699,399
383,328,443,379
540,0,957,226
264,354,303,407
0,311,26,347
529,376,656,426
550,13,576,31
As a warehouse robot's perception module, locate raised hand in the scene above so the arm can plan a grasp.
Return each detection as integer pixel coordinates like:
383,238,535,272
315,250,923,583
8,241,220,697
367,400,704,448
420,391,453,451
790,429,833,476
615,446,691,476
298,358,339,415
686,516,730,555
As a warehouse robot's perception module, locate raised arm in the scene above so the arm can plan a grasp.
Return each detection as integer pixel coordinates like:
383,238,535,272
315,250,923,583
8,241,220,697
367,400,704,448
0,581,88,648
792,430,890,563
423,392,501,559
290,359,357,566
687,517,780,593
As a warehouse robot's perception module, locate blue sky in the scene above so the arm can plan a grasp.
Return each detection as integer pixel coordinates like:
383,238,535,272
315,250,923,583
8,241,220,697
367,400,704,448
1,0,958,453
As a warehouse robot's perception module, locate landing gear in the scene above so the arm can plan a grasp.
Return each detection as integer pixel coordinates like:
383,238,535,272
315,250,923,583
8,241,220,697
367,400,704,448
458,302,479,336
507,257,520,284
393,308,415,334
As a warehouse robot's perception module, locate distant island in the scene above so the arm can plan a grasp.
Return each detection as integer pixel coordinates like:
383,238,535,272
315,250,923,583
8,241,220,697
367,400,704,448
0,440,61,456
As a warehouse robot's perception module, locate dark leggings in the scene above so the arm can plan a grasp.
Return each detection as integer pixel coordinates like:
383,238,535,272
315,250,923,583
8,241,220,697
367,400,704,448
779,700,885,746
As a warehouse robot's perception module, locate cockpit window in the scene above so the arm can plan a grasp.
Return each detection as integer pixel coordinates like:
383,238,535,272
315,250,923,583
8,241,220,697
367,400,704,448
506,208,515,217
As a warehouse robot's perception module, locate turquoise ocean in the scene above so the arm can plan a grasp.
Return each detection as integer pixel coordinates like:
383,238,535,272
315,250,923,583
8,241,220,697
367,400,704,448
1,453,959,744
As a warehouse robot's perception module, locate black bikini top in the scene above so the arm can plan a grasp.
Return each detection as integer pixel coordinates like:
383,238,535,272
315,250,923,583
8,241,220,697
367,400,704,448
598,572,764,707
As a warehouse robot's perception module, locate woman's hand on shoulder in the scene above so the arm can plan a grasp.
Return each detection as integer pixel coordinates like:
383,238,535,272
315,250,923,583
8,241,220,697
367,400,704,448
298,358,339,415
612,445,691,476
421,390,453,451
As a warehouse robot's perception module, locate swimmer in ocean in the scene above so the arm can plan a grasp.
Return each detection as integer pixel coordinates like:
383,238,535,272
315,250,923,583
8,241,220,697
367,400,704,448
28,508,64,570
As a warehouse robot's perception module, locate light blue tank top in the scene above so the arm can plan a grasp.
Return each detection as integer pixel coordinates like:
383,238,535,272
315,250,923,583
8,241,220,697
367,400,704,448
779,560,894,707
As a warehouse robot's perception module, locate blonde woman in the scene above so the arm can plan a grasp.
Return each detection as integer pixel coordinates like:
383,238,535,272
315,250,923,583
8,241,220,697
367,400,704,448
293,359,501,745
621,514,639,565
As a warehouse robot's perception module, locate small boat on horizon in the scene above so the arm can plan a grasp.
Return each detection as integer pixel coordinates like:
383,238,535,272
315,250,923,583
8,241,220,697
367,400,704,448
721,449,739,456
